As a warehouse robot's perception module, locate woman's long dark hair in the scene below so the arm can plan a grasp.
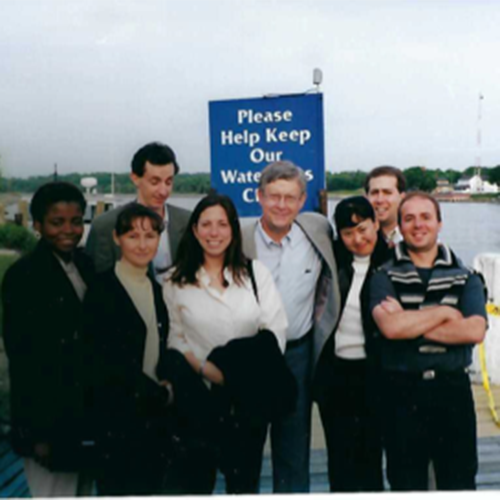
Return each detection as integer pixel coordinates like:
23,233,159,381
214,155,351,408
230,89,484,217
169,193,248,286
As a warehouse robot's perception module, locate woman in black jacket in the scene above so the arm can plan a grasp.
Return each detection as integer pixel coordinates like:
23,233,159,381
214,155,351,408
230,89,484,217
82,203,174,496
2,182,95,497
315,196,390,492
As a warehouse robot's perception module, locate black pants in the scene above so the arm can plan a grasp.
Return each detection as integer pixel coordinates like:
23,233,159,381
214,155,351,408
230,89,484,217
95,435,172,496
168,381,268,495
97,463,166,496
318,357,383,492
381,370,477,491
169,411,268,494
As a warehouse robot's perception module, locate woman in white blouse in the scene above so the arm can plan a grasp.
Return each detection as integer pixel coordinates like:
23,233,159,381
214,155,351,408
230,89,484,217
163,193,288,494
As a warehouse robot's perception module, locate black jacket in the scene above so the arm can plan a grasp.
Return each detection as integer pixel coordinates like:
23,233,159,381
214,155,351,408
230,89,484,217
82,269,171,463
2,240,95,461
313,233,391,403
208,330,297,426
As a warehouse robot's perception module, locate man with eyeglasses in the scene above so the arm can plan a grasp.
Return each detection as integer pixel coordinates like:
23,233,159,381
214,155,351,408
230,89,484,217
242,161,341,493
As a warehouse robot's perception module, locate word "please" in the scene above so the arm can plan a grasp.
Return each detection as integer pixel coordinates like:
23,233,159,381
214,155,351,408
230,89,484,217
237,109,293,124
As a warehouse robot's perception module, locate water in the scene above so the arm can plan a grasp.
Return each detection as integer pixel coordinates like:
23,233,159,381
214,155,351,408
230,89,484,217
170,195,500,266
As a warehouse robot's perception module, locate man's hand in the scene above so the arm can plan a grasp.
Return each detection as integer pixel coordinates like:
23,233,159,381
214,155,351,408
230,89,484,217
437,306,463,322
423,314,486,345
373,299,464,341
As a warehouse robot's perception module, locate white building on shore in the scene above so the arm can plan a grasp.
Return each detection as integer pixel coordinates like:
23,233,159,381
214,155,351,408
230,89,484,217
455,174,499,194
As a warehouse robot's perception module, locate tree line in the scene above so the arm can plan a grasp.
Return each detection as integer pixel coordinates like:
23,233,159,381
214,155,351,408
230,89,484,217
326,165,500,192
1,165,500,194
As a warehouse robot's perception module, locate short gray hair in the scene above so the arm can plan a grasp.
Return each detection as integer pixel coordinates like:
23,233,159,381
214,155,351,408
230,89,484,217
258,161,307,194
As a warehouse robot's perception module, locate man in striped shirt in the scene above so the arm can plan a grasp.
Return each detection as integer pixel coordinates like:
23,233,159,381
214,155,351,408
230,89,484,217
370,191,487,491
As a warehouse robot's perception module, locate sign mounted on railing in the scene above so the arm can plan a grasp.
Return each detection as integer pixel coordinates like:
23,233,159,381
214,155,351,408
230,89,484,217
209,93,325,217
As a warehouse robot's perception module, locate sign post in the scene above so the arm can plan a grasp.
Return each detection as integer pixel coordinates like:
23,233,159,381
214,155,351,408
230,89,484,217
209,93,325,217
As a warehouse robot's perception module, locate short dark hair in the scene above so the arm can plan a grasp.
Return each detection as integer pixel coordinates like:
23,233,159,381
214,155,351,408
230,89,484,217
398,191,442,224
115,202,165,236
131,142,180,177
30,182,86,223
170,193,248,286
364,165,406,194
334,196,376,232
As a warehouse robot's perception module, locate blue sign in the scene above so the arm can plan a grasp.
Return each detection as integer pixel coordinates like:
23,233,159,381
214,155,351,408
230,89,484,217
209,94,325,217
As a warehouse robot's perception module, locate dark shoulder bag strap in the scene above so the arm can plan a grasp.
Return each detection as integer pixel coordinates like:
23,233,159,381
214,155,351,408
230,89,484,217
246,259,259,304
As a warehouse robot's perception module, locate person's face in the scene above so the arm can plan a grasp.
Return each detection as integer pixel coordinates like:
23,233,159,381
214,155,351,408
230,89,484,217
367,175,404,230
400,197,441,253
34,202,84,255
131,162,175,211
339,217,379,257
258,179,306,238
193,205,233,261
113,217,160,269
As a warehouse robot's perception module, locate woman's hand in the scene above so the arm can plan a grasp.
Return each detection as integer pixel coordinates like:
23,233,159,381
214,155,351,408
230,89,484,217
201,361,225,386
184,352,225,385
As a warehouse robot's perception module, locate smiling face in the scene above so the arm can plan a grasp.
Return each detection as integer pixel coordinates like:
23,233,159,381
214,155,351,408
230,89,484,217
114,217,160,269
258,178,306,242
339,216,379,257
131,161,175,213
34,202,84,255
367,175,404,234
400,196,441,254
193,204,233,262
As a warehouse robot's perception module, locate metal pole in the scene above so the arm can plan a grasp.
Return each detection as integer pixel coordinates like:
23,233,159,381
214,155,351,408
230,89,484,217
476,94,483,179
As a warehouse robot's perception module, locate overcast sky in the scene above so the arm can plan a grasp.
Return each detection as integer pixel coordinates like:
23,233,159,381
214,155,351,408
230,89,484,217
1,0,500,178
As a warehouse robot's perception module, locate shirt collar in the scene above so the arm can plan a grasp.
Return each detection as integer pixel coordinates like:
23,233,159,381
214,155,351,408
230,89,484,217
385,225,402,244
394,241,454,267
197,266,234,287
257,220,298,248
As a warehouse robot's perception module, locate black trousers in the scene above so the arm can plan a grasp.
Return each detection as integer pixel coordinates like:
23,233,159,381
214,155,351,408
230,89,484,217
95,435,172,496
381,370,477,491
168,411,268,495
318,357,384,492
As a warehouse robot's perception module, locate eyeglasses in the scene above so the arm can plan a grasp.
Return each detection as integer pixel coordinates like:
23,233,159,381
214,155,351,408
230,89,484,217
264,193,302,207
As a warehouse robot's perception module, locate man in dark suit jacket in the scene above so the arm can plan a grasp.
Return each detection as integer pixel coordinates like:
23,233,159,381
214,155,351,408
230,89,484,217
85,142,190,277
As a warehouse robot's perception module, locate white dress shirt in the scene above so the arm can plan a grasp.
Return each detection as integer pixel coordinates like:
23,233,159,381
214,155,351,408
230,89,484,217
254,221,322,342
54,254,87,302
384,225,403,247
163,260,288,362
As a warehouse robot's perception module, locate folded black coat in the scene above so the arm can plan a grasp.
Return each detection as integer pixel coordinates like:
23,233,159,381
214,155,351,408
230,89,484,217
208,330,297,426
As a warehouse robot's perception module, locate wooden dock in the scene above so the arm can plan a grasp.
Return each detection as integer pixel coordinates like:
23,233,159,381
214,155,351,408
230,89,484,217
2,383,500,496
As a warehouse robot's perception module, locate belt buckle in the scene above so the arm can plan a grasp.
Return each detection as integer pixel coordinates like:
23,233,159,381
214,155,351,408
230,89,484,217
423,370,436,380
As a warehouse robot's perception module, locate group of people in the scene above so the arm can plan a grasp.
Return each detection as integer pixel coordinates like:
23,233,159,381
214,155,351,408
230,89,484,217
2,141,487,496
